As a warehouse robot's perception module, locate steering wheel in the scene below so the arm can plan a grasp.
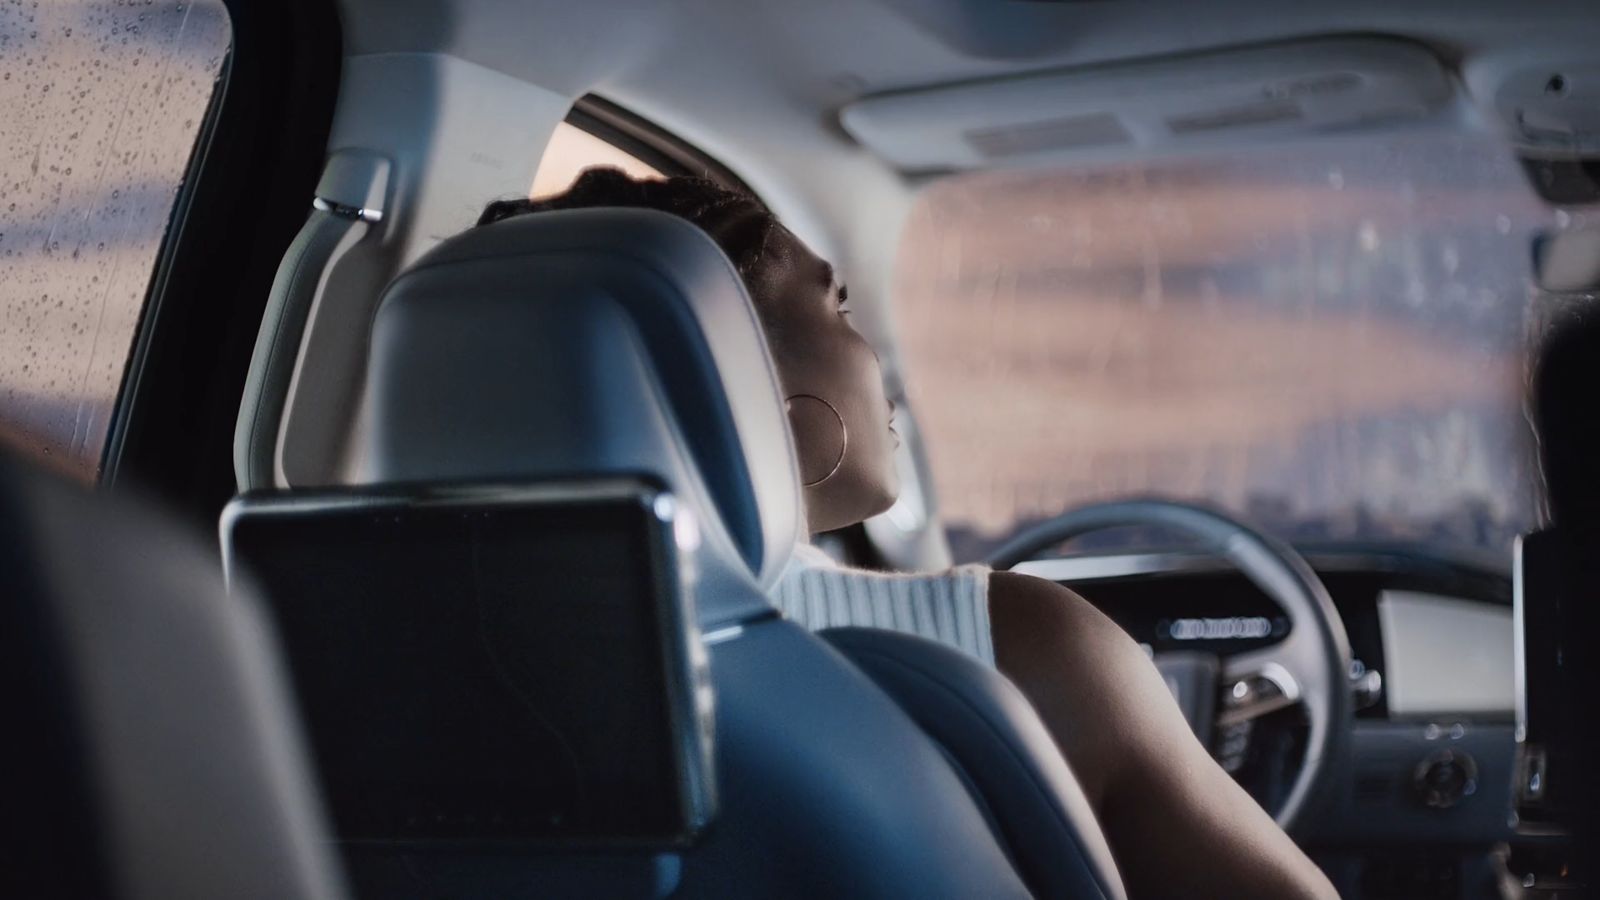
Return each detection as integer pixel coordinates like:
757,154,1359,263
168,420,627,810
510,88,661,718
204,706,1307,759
987,499,1352,831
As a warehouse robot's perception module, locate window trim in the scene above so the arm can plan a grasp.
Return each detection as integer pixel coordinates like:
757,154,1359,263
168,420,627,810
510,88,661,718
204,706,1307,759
567,95,765,205
100,0,342,527
100,41,234,482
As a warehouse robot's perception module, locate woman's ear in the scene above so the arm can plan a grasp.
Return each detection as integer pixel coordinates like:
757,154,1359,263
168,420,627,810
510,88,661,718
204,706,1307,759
785,394,847,486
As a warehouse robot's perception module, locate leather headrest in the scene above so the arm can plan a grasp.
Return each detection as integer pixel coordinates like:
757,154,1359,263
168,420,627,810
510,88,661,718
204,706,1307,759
356,208,803,609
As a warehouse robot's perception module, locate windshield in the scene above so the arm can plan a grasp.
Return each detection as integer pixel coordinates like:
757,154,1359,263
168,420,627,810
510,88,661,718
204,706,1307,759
893,135,1557,563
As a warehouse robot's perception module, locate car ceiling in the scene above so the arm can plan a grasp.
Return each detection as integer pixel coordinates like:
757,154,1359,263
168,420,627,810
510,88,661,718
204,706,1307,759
337,0,1600,163
327,0,1600,384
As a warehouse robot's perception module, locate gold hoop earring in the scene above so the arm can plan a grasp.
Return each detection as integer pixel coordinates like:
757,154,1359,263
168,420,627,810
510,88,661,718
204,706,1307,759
785,393,848,487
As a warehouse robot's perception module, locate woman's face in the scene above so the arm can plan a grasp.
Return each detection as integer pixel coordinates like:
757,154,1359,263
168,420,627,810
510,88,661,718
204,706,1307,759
735,219,900,534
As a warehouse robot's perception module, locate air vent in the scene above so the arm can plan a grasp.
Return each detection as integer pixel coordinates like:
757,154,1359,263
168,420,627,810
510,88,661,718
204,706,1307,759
966,112,1131,158
1166,99,1303,135
1264,72,1363,100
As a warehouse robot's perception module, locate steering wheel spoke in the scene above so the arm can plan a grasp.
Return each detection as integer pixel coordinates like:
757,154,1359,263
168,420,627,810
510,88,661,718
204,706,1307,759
1217,656,1301,727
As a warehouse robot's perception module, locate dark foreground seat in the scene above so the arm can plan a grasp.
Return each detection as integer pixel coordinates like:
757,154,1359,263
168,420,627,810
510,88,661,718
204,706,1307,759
0,455,347,900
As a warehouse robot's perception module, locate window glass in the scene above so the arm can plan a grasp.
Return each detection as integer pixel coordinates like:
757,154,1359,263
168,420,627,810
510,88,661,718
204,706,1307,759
532,120,661,198
893,136,1561,562
0,0,230,480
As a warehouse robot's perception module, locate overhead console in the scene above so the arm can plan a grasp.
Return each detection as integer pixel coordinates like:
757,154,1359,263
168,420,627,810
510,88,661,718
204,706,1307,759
1490,63,1600,156
840,38,1454,171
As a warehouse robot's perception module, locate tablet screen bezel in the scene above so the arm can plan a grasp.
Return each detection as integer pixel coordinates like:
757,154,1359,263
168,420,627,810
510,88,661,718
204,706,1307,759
220,477,715,848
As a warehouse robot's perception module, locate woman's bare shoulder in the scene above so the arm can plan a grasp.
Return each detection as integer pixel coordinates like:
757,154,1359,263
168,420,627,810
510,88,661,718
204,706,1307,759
987,570,1144,663
985,571,1190,782
985,576,1337,899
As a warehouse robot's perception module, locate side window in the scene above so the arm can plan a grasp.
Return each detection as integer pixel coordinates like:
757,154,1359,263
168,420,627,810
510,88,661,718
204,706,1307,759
0,0,231,481
532,120,662,198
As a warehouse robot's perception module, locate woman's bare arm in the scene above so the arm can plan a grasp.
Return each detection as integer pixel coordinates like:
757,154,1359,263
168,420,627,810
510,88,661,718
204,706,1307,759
988,571,1338,900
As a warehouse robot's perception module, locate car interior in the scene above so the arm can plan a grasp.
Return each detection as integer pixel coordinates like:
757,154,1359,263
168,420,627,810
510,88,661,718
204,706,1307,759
4,1,1600,897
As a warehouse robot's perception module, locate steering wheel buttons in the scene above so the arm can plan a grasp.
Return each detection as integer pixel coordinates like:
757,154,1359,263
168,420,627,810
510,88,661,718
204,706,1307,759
1214,720,1254,772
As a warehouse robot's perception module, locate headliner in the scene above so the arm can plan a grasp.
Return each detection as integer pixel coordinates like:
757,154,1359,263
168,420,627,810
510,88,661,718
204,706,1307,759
320,0,1600,415
334,0,1600,163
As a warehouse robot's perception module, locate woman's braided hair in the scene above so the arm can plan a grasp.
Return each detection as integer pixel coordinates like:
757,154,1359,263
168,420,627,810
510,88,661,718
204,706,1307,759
478,167,777,282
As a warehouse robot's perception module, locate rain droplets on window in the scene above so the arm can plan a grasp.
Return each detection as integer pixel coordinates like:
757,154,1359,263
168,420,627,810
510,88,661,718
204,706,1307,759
0,0,230,479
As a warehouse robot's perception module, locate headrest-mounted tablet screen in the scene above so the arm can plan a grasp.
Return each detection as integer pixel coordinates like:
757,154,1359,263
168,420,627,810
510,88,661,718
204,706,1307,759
221,479,715,846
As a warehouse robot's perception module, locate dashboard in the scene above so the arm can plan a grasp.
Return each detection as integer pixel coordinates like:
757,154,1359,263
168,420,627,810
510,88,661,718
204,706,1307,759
1015,547,1524,899
1016,548,1516,723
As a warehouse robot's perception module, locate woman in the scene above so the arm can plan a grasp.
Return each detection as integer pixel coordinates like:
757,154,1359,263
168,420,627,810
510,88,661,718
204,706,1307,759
481,169,1337,900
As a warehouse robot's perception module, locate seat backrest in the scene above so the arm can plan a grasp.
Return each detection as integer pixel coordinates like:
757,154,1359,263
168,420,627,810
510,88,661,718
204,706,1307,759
359,207,803,604
0,454,346,900
569,208,1127,896
825,628,1125,899
336,208,1042,897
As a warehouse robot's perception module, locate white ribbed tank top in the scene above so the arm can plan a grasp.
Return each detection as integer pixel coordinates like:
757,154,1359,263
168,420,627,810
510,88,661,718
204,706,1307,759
770,544,995,666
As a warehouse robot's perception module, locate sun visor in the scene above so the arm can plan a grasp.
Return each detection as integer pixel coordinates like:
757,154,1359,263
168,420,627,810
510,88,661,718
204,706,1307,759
841,38,1453,171
1493,64,1600,156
